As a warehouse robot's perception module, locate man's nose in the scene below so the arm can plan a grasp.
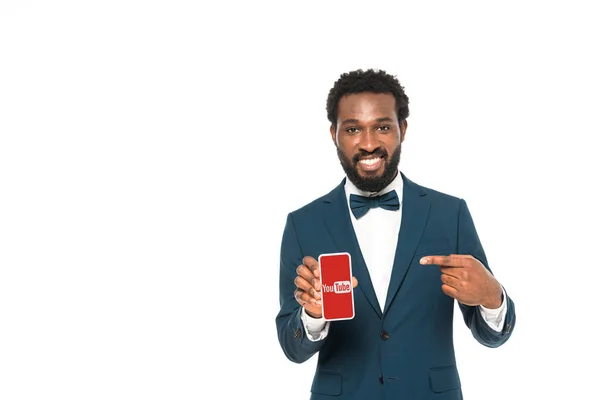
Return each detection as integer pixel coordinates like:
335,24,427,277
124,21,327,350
358,130,379,152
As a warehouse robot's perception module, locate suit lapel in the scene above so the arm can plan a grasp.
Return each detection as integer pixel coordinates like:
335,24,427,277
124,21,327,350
383,173,430,315
321,179,382,317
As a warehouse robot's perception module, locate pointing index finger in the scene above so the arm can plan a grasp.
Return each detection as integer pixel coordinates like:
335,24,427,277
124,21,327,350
419,255,464,267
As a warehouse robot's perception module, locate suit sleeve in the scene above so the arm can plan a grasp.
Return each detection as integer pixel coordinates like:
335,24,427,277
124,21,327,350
275,213,326,363
456,199,516,348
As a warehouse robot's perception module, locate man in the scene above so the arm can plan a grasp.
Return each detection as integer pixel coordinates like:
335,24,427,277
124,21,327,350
275,69,516,399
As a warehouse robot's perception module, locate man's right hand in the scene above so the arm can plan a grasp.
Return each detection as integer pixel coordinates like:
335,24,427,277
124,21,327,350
294,256,358,319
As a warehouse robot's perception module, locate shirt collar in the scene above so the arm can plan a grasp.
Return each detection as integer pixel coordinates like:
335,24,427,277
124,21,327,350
344,170,404,202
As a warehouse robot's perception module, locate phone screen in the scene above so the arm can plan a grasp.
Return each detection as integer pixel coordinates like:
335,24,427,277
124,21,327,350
318,252,355,321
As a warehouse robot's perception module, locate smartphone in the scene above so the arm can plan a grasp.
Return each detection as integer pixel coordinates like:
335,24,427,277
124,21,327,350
318,252,355,321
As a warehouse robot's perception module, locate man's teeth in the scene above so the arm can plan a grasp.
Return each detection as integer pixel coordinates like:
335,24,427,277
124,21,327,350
359,157,382,165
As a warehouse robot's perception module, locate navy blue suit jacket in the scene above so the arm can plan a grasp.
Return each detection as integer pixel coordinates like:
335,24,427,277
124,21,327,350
275,173,515,399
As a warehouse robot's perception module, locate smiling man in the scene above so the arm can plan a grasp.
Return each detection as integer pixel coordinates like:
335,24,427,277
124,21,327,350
275,69,516,400
333,91,405,194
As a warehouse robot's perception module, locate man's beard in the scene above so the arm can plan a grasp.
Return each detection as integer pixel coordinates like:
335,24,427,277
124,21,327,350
337,144,401,193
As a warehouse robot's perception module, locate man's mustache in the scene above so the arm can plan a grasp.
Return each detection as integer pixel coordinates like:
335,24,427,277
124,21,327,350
352,148,388,164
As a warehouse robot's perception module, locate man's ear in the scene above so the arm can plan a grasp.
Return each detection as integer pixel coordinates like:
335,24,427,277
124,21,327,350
330,124,337,146
400,120,408,143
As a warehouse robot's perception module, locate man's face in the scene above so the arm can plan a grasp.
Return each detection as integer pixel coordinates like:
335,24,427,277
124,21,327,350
331,92,407,193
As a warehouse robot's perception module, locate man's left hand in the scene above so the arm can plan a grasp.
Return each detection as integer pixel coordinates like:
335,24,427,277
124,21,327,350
420,254,503,309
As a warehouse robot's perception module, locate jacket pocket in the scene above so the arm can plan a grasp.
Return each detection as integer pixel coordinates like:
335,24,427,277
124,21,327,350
429,365,461,393
414,237,453,259
311,371,342,396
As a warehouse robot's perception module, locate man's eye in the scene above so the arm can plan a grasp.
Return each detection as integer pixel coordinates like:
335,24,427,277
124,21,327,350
378,125,391,131
346,127,359,133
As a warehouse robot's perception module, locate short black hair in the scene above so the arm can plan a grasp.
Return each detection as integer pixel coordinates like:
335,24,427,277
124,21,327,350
326,69,410,128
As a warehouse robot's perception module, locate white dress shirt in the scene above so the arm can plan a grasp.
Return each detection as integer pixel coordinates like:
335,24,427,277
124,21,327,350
300,171,507,341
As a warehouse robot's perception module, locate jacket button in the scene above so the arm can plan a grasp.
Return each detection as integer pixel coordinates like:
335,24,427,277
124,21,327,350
380,331,389,340
378,375,384,384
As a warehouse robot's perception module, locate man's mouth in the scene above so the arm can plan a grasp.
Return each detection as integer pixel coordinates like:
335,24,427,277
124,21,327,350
357,156,385,171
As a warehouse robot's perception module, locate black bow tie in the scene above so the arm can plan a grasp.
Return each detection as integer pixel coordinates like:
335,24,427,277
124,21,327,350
349,190,400,219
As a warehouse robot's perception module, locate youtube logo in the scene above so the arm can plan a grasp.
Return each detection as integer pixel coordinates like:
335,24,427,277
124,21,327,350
322,281,352,294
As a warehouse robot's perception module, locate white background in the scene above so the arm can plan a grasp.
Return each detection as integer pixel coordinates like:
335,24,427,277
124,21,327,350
1,1,598,399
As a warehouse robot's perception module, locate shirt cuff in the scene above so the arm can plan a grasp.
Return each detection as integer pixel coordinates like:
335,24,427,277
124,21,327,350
300,308,330,342
478,288,508,332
